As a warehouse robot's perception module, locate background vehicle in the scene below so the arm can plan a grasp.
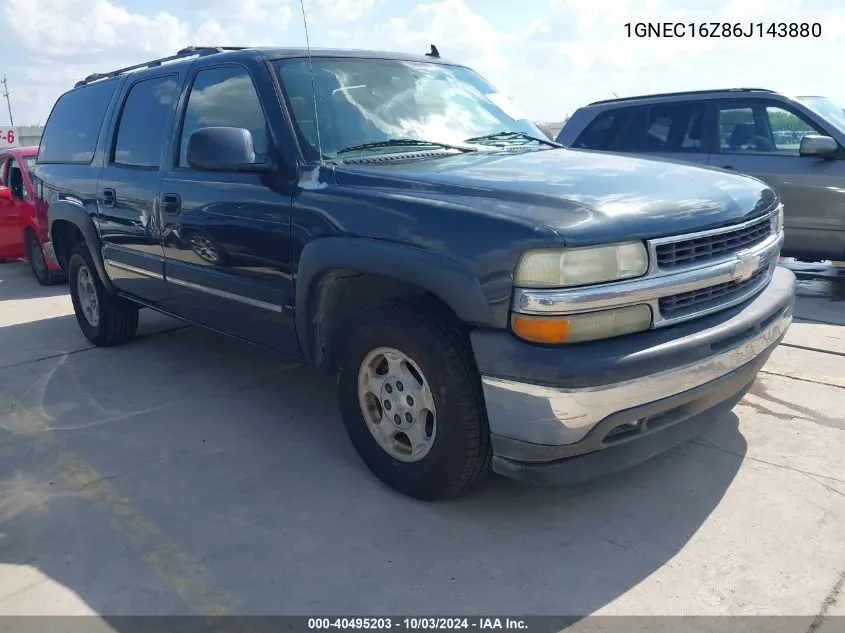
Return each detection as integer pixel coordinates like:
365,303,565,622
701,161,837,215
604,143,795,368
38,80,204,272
0,146,66,284
36,47,794,501
556,88,845,264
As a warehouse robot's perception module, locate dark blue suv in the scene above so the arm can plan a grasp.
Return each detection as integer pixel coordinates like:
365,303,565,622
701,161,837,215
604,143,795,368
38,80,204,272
34,46,796,499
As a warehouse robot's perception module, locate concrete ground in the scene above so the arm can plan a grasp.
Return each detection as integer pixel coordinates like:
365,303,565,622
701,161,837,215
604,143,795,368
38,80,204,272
0,259,844,623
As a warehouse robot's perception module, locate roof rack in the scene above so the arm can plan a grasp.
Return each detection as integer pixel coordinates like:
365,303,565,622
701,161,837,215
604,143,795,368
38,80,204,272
74,46,247,88
588,88,776,106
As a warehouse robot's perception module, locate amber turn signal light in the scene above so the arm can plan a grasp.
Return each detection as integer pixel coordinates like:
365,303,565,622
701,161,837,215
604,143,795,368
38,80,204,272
510,314,571,344
510,305,653,344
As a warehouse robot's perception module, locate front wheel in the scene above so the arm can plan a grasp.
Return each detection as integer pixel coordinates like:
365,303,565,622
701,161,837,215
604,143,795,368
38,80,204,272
68,243,139,347
337,298,492,500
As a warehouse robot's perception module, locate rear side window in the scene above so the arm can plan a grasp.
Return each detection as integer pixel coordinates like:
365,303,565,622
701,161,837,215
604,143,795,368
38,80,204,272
613,102,705,153
38,80,118,164
644,103,705,152
573,109,628,150
112,75,179,169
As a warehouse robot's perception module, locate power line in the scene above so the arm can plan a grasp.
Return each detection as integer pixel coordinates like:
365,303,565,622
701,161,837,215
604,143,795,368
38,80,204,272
1,76,14,128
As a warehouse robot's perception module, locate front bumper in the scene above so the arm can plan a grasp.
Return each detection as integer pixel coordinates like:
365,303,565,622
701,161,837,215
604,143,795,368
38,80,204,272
471,266,796,486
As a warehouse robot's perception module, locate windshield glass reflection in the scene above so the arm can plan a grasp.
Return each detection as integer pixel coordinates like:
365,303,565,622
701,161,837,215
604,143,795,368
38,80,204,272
274,57,543,158
797,96,845,135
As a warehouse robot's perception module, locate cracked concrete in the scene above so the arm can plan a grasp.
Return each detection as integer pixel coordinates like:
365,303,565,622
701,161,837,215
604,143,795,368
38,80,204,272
0,260,844,623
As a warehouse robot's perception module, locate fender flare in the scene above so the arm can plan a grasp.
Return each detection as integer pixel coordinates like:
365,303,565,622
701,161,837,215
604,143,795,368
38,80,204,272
47,200,114,292
295,237,496,361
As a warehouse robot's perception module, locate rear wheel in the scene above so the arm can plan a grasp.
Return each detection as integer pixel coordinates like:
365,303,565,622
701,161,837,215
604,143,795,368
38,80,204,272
27,231,65,286
337,298,492,500
68,243,139,346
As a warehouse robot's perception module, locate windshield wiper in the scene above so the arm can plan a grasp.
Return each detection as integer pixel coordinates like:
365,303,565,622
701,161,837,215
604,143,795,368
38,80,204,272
463,131,563,148
335,139,476,156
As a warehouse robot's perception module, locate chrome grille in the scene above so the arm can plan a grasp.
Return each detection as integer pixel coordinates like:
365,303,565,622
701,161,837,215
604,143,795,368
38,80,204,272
659,263,770,316
655,214,772,269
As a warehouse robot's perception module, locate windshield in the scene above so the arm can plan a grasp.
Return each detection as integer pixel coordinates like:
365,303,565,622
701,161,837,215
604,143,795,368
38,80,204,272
796,96,845,135
23,155,36,181
273,57,543,158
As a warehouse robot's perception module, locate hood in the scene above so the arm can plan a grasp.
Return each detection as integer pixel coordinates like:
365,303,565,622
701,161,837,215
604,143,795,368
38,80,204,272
332,148,778,246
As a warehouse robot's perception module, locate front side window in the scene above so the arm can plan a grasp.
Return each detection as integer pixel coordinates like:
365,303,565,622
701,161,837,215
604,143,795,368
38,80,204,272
178,66,269,167
274,57,543,158
112,75,179,168
765,106,823,155
718,107,757,152
7,158,25,198
718,103,824,155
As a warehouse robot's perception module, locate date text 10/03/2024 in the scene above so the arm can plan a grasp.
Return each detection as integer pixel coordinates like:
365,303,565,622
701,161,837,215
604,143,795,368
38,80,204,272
625,22,822,38
307,618,528,630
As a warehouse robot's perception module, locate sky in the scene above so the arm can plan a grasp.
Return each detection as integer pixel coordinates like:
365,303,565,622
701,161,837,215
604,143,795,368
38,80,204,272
1,0,844,126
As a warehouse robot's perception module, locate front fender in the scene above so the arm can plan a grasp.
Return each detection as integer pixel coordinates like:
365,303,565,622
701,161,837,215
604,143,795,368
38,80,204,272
295,237,497,361
48,200,113,292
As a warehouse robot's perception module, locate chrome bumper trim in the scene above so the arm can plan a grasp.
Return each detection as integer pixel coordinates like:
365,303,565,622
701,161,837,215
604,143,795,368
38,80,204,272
479,307,791,446
513,230,783,328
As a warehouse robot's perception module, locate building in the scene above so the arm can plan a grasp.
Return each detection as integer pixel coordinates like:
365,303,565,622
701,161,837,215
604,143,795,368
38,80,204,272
535,120,567,141
15,125,43,147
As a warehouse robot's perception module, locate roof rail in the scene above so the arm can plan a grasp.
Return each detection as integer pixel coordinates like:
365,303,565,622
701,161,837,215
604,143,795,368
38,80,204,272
74,46,247,88
587,88,776,106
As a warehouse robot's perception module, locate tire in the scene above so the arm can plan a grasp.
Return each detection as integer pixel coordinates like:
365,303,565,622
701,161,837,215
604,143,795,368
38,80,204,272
27,231,66,286
67,243,139,347
337,298,492,500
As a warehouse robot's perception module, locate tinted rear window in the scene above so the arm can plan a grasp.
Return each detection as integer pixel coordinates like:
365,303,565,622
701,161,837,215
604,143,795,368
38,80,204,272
38,80,118,164
613,103,705,153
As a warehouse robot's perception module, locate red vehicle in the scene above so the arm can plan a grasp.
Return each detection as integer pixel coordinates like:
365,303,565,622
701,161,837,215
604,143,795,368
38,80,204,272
0,146,65,284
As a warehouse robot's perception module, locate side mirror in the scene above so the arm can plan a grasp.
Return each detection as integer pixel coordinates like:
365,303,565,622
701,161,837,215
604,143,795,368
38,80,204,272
186,127,273,173
799,134,838,158
0,185,11,201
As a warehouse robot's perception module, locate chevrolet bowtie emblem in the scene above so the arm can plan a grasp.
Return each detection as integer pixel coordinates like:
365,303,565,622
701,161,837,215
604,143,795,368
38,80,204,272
732,253,761,282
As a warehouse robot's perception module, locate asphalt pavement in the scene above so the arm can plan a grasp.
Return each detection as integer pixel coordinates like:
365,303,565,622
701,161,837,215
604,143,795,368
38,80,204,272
0,259,843,624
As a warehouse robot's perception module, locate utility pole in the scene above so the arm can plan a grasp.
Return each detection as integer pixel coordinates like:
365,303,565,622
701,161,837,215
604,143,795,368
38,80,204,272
1,76,14,128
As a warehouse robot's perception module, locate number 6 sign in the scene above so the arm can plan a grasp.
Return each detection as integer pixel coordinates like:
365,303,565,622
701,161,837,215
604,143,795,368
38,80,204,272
0,127,19,148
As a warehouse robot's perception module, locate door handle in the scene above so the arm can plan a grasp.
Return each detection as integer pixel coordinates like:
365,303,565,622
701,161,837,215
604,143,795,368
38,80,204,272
721,165,736,170
101,188,116,207
161,193,181,215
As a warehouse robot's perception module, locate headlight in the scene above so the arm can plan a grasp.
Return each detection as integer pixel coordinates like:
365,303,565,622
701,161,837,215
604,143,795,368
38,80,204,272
511,304,653,344
514,242,649,288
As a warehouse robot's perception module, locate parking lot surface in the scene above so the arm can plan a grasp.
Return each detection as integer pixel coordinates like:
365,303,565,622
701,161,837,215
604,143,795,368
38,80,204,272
1,260,844,620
